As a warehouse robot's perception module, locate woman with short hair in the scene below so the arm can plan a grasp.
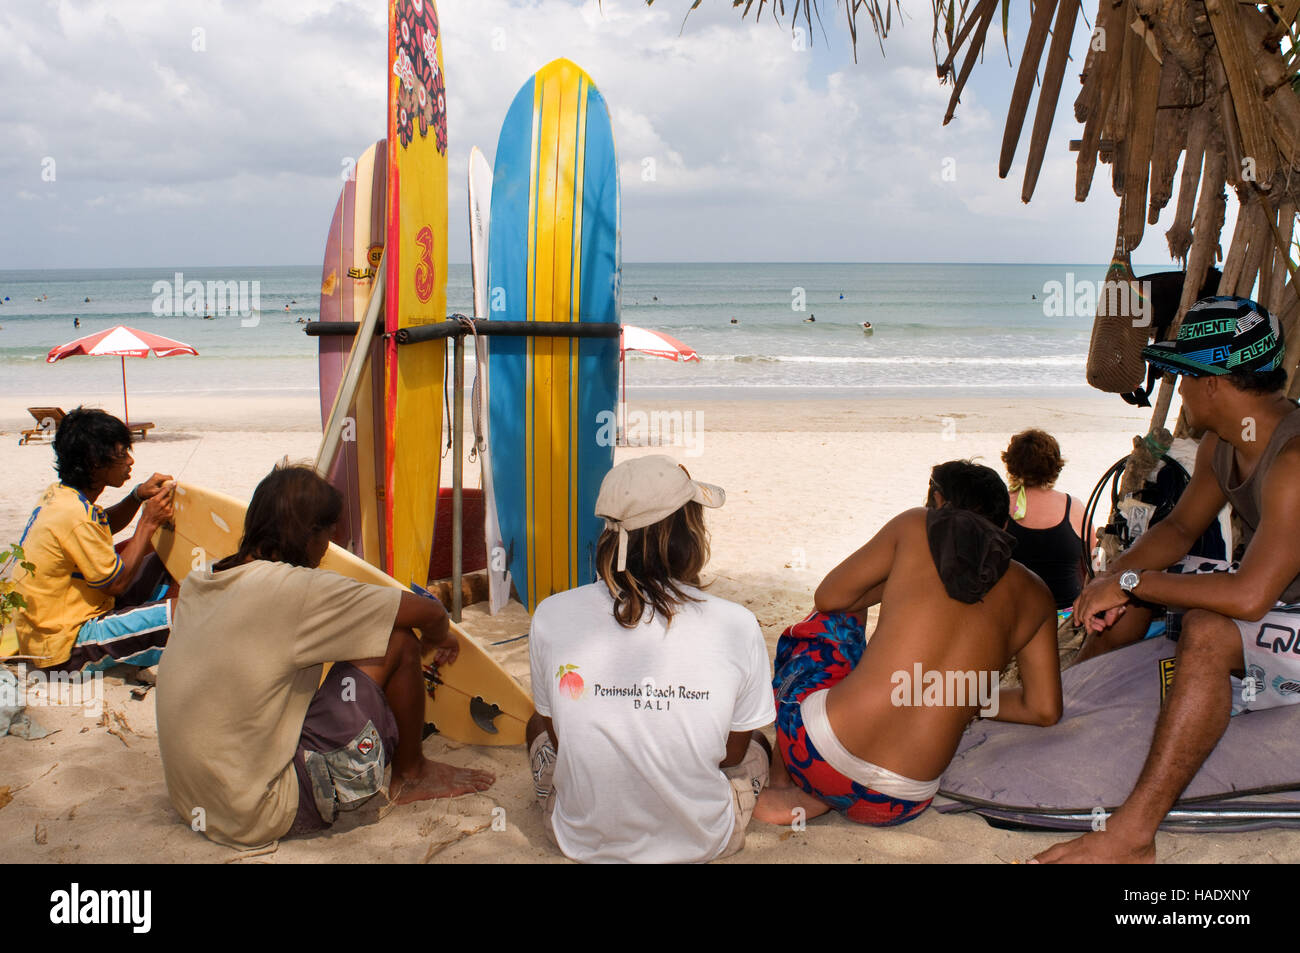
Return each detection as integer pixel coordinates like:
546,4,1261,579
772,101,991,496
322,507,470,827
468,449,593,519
1002,429,1095,618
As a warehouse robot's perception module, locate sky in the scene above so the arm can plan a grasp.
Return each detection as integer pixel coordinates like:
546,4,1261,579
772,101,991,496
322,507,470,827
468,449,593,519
0,0,1229,268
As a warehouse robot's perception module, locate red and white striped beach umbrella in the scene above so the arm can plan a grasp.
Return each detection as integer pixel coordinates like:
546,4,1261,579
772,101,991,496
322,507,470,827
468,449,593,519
618,326,700,442
620,325,700,363
47,326,198,424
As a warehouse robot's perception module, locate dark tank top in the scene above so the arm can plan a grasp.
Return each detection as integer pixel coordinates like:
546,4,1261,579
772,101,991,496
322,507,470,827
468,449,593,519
1006,496,1084,609
1211,404,1300,604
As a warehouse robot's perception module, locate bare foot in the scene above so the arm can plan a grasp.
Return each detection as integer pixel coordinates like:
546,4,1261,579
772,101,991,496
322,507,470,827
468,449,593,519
1032,828,1156,864
390,759,496,804
753,785,831,825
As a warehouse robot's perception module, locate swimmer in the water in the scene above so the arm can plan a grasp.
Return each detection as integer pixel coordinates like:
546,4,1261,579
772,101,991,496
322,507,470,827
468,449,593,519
803,314,816,324
729,318,738,325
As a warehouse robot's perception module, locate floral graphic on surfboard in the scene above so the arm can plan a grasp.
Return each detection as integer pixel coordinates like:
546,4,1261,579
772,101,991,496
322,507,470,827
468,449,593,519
391,0,447,152
556,664,585,700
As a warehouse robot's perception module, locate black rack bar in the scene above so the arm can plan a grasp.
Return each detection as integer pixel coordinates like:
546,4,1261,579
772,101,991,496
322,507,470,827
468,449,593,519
304,316,622,343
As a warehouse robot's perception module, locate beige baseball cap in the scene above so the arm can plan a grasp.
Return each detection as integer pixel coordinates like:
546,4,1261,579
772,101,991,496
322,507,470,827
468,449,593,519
595,455,725,571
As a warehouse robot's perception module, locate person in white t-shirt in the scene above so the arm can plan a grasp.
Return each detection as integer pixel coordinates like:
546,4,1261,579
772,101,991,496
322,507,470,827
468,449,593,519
527,456,776,863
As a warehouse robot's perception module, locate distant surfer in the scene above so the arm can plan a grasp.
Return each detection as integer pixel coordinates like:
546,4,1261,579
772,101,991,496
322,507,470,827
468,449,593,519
73,317,80,328
803,314,815,324
753,460,1061,830
84,296,91,303
155,465,496,849
861,321,872,334
839,293,844,300
729,317,738,325
284,304,291,312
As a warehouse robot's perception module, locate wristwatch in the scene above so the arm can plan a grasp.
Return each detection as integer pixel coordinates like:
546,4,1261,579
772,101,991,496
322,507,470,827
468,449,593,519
130,484,144,503
1118,570,1141,595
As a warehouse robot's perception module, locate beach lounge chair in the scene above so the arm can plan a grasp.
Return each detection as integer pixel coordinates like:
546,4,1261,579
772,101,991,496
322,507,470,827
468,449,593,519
18,407,64,445
18,407,154,444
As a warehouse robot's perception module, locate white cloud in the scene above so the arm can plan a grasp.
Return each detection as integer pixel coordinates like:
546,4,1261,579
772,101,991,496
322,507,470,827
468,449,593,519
0,0,1186,267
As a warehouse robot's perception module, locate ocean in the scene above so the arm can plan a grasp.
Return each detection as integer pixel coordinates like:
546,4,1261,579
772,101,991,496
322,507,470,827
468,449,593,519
0,263,1127,402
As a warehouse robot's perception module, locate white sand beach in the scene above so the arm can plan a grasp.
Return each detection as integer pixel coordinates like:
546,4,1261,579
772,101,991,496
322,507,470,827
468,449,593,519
4,392,1298,864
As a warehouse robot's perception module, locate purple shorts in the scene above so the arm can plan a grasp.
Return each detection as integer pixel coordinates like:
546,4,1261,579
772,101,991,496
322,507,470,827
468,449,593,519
287,662,399,835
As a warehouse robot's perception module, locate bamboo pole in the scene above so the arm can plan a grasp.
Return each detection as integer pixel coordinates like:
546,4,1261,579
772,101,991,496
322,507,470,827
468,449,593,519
1023,0,1081,202
1266,201,1296,309
942,0,999,125
1148,59,1190,223
1218,191,1260,293
1123,22,1164,249
1146,140,1228,437
999,0,1057,179
1205,0,1277,188
1166,106,1210,261
1076,0,1130,200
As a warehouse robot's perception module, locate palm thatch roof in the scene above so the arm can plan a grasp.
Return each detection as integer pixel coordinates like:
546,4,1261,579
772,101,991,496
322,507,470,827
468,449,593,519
659,1,1300,435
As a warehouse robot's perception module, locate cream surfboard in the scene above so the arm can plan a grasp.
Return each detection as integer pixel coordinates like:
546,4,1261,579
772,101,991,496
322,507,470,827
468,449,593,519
153,482,532,746
468,146,510,615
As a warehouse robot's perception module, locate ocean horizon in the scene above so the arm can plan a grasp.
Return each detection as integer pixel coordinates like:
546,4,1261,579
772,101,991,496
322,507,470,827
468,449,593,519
0,262,1169,401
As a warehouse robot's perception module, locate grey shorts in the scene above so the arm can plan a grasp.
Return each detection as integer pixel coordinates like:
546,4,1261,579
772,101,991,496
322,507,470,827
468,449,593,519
1233,605,1300,714
288,662,399,836
1165,557,1300,714
529,731,770,860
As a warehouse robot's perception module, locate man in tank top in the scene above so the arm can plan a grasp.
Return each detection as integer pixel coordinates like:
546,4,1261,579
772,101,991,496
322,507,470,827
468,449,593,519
1037,296,1300,864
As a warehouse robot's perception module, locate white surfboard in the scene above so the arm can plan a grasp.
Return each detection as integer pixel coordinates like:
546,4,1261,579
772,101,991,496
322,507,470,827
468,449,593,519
469,146,510,614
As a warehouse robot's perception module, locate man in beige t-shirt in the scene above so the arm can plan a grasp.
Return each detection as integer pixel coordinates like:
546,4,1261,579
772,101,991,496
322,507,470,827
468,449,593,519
156,466,495,849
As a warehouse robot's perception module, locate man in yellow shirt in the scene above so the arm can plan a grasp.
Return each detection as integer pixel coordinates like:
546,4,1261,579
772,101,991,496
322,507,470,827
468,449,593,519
15,408,176,672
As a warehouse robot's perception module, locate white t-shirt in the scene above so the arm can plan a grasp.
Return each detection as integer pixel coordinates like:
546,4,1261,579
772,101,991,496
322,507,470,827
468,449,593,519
529,582,775,864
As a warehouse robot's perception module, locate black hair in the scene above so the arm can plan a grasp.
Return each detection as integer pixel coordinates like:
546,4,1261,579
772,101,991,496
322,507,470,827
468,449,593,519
53,408,132,492
212,464,342,571
1224,366,1289,396
928,460,1009,528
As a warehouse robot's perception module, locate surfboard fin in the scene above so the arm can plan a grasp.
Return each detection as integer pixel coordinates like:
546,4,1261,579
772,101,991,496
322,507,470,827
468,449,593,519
422,663,443,700
470,696,503,734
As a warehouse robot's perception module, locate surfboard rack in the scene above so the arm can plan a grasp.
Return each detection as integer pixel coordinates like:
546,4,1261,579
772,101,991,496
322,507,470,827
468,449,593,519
309,315,620,623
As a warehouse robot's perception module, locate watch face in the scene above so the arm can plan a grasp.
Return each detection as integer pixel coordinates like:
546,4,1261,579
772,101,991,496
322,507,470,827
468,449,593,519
1121,571,1139,591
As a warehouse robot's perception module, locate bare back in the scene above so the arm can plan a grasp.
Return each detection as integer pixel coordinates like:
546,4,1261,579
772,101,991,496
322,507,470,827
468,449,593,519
825,508,1056,781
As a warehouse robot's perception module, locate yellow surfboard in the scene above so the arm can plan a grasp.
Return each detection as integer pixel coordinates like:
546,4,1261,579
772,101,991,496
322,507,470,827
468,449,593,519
384,0,447,588
153,483,532,746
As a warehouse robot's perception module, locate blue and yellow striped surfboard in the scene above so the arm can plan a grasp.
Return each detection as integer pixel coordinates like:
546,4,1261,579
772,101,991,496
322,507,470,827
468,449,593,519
487,58,620,612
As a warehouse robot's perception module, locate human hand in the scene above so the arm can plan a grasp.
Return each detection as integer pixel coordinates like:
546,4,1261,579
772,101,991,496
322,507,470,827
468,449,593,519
135,473,175,501
141,483,175,528
1074,574,1129,633
425,631,459,668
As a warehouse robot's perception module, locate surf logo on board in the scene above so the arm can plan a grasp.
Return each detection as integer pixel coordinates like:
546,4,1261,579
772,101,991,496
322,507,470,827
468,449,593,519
1158,657,1176,703
391,0,446,154
367,244,384,268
